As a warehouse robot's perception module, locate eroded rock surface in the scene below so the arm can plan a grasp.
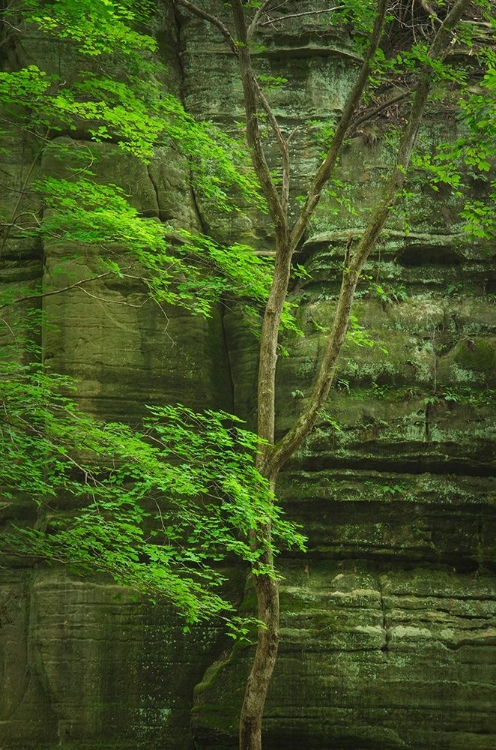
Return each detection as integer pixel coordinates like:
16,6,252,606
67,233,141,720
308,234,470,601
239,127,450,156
1,1,495,748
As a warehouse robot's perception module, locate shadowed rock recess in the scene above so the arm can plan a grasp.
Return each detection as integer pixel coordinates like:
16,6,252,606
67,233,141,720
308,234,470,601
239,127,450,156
1,1,495,749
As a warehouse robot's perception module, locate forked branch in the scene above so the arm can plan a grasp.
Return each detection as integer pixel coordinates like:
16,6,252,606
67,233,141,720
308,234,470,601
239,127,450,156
230,0,286,231
289,0,389,253
270,0,472,473
174,0,238,54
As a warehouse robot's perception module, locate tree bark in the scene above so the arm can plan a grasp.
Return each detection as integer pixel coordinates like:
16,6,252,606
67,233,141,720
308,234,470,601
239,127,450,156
239,569,280,750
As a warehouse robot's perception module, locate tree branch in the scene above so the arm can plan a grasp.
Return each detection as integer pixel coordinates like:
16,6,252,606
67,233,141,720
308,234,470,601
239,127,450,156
247,0,277,39
251,77,290,213
0,271,114,310
174,0,238,55
289,0,389,253
271,0,472,473
229,0,285,231
259,6,345,27
351,88,412,132
175,0,291,218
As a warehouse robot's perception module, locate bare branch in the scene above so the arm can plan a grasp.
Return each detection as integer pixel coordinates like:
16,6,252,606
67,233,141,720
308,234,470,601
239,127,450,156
260,6,345,27
77,287,149,307
175,0,290,216
247,0,277,39
174,0,238,55
251,77,290,212
175,1,289,221
351,88,412,132
0,18,22,33
230,0,285,231
0,271,115,310
420,0,441,25
289,0,389,253
0,151,40,255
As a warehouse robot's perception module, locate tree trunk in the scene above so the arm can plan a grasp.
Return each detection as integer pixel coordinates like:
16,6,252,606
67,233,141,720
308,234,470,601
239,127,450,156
239,570,280,750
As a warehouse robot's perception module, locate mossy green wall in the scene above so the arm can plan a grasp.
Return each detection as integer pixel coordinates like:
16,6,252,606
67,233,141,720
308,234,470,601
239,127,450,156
1,1,495,748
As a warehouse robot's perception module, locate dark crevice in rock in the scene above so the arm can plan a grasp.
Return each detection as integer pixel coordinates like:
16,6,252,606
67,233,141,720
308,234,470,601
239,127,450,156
424,402,432,441
189,180,209,235
145,163,163,219
288,456,496,477
171,2,209,236
398,245,463,267
305,549,483,571
220,304,236,415
378,577,390,654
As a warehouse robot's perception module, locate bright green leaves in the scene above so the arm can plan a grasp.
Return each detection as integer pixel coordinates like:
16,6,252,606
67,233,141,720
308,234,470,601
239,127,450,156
158,96,264,208
18,0,157,58
1,363,304,624
169,229,277,323
346,315,387,355
410,47,496,239
0,65,50,100
36,176,165,247
0,67,162,159
3,0,264,194
460,182,496,239
0,0,267,342
30,176,272,320
46,78,165,160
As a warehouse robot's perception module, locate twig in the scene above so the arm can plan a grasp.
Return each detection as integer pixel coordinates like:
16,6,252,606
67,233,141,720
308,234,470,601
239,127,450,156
0,271,115,310
175,0,238,55
230,0,285,230
260,6,345,26
352,89,412,131
247,0,277,39
251,77,290,212
78,287,151,308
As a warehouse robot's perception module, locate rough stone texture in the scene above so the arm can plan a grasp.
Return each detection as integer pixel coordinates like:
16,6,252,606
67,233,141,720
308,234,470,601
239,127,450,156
1,1,496,748
0,568,231,749
193,563,496,750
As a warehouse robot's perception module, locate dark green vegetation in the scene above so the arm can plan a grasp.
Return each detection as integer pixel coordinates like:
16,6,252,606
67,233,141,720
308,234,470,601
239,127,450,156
1,1,496,749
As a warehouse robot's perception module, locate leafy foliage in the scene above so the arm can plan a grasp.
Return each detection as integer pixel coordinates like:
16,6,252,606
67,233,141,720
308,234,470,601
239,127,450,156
1,0,265,316
0,0,309,636
18,0,157,57
0,362,304,626
15,175,279,321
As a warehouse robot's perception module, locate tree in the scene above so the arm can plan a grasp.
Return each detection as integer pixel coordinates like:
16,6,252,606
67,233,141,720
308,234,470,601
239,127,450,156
170,1,495,747
1,1,495,749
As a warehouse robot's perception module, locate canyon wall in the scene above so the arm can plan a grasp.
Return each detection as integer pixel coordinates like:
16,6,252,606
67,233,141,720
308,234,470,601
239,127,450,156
1,2,495,748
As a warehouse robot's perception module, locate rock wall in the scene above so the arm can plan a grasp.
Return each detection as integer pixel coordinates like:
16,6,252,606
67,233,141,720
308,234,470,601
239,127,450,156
1,1,495,748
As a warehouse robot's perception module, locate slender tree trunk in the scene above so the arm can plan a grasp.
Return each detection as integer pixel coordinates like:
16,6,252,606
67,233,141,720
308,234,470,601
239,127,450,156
239,567,280,750
236,5,390,746
238,457,280,750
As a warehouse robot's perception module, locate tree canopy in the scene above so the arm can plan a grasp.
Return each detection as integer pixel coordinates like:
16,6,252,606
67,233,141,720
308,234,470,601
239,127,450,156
0,0,302,633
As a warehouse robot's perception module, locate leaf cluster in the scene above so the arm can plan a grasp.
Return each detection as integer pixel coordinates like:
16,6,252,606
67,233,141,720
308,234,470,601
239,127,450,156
0,362,305,625
25,176,277,322
410,47,496,237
